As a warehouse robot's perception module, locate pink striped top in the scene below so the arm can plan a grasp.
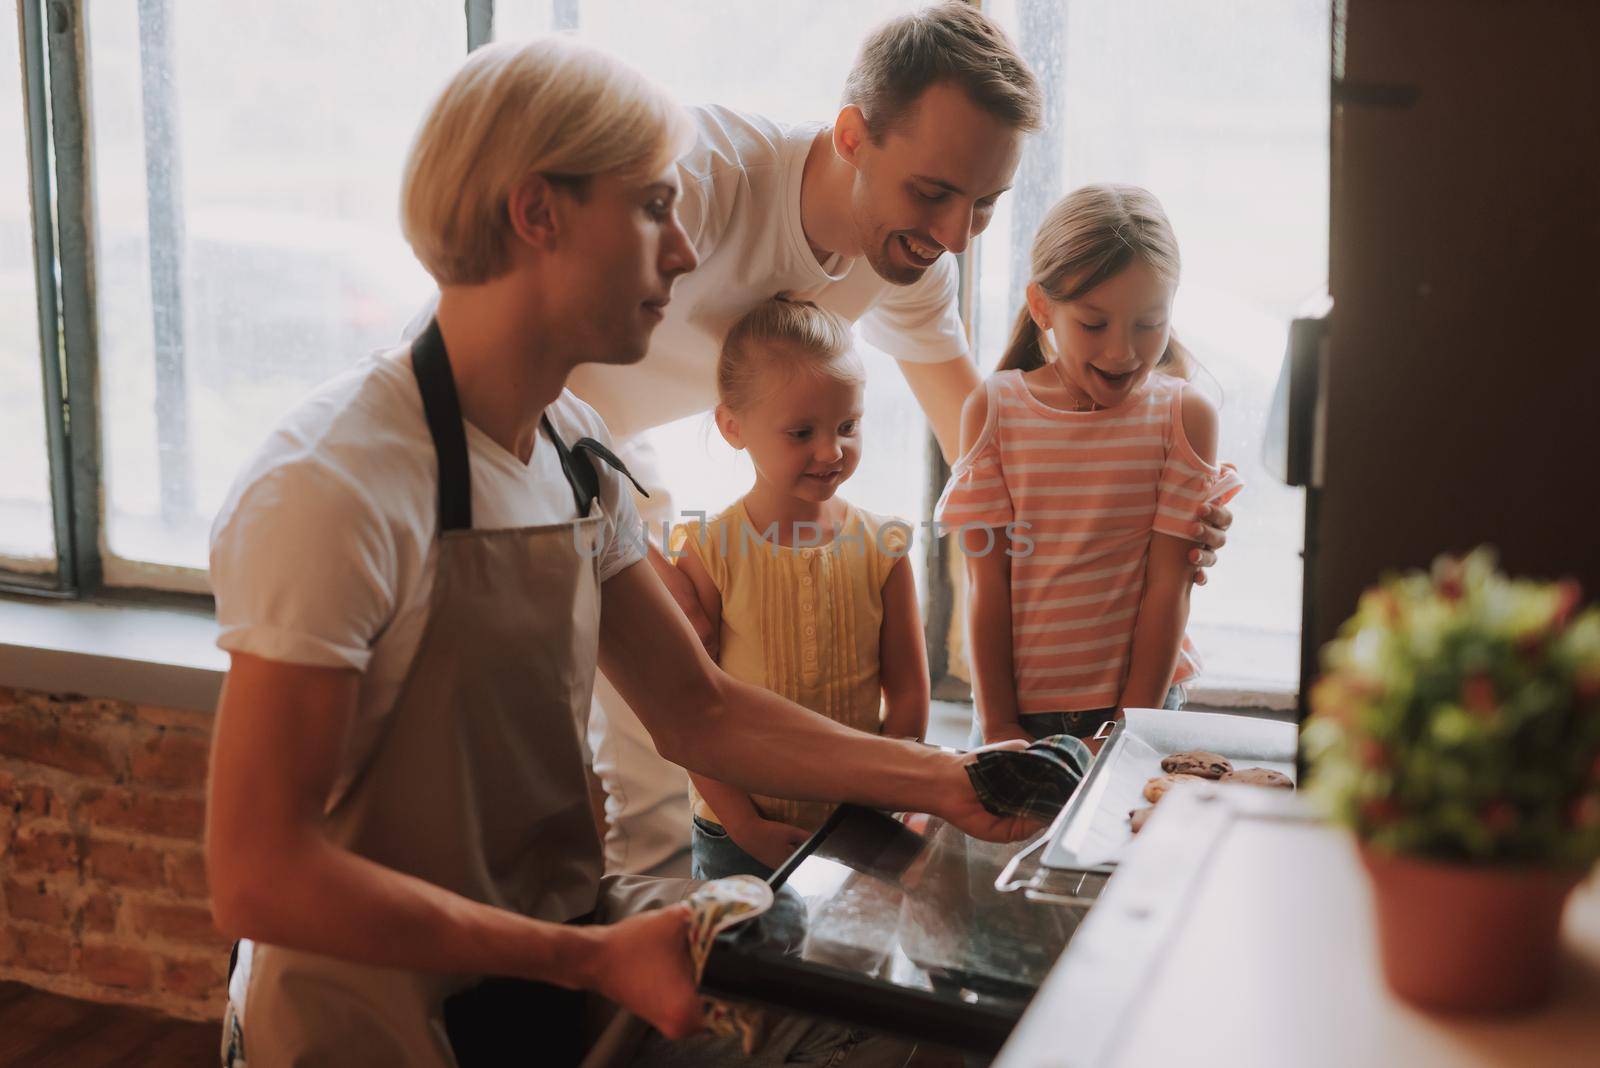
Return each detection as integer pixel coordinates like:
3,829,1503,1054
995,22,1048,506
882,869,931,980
935,370,1243,714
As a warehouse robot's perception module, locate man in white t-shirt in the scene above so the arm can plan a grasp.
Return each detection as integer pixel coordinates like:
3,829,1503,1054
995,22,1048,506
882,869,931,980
571,3,1236,877
208,35,1034,1067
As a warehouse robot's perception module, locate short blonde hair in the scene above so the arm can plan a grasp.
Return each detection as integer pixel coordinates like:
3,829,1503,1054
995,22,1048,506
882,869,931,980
717,298,862,411
401,36,694,285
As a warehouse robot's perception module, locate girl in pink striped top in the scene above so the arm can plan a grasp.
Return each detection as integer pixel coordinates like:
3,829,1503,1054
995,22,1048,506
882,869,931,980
937,184,1243,746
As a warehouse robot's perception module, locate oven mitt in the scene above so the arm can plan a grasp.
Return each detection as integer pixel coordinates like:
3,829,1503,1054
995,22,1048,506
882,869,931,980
687,875,775,1054
966,733,1094,822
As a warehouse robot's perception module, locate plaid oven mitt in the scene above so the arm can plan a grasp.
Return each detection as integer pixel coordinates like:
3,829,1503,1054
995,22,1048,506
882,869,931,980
686,875,775,1054
966,734,1094,821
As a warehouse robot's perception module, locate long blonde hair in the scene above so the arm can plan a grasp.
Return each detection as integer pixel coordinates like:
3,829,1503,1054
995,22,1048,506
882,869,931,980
717,297,863,411
999,184,1194,379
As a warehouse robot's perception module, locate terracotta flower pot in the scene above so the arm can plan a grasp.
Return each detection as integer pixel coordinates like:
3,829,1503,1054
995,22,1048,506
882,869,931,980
1359,843,1583,1014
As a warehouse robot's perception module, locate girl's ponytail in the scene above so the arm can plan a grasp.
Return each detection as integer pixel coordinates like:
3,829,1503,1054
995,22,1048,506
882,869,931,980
997,305,1046,373
1158,330,1195,381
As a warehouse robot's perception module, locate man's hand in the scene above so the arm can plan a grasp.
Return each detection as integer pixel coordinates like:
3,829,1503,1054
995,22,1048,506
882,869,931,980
1188,501,1233,587
932,745,1045,843
583,905,703,1040
647,542,718,658
728,818,812,871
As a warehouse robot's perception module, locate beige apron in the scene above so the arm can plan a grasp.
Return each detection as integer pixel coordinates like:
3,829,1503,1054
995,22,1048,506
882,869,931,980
242,320,658,1067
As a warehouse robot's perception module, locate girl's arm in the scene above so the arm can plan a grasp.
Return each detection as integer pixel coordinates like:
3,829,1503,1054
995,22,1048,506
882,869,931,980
673,538,809,861
953,385,1029,746
966,538,1027,744
672,538,723,642
877,556,930,741
1119,390,1220,711
1118,534,1197,710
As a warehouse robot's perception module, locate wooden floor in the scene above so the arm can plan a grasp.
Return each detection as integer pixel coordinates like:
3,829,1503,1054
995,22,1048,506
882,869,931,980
0,982,217,1067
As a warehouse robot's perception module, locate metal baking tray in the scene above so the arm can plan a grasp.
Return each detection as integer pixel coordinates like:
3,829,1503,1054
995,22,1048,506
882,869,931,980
1024,707,1297,879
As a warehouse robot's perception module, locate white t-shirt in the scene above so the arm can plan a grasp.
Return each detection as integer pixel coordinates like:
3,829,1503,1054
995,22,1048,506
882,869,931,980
565,104,970,443
209,343,646,810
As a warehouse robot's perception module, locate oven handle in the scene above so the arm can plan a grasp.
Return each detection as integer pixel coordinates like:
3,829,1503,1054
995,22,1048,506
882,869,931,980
994,833,1049,894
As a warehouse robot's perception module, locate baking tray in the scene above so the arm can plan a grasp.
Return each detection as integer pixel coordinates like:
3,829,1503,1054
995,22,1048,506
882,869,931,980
1036,706,1297,875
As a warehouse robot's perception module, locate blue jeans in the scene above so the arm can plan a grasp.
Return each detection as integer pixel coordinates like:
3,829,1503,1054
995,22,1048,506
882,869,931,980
967,684,1187,749
690,814,778,881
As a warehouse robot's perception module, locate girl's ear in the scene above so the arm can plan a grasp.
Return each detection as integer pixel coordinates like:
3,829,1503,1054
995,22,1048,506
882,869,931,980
1024,281,1054,333
714,404,744,450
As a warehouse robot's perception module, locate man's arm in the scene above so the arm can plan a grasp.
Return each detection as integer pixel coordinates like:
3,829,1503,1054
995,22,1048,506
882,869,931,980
205,652,703,1038
898,353,980,465
597,561,1037,842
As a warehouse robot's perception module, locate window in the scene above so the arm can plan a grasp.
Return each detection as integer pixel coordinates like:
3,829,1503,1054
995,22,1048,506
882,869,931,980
5,1,1326,697
1,9,54,574
969,0,1327,690
86,1,461,587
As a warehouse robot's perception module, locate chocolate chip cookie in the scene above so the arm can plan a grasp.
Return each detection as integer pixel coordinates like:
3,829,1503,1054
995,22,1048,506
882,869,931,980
1159,751,1233,779
1220,767,1294,790
1128,806,1155,834
1143,773,1204,804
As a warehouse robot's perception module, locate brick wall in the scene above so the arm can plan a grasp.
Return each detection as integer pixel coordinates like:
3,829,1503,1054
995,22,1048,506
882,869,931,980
1,685,227,1022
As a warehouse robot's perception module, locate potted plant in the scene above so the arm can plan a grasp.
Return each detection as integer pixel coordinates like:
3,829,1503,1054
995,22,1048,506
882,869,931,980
1304,547,1600,1013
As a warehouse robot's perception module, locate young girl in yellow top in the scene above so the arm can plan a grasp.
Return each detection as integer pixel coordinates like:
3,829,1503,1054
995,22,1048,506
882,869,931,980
673,297,929,880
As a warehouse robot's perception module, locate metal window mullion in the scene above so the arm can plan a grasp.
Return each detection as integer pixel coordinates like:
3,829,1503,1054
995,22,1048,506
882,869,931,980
45,0,103,594
466,0,493,50
17,0,73,592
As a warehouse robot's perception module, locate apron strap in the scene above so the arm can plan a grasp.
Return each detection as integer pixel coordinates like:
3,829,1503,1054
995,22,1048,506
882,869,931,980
411,318,474,532
411,318,650,530
540,416,650,518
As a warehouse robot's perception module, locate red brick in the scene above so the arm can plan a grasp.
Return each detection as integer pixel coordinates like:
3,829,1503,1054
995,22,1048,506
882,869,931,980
0,715,121,780
83,838,165,890
166,849,210,900
130,731,211,790
12,781,64,820
128,900,227,948
9,827,80,874
2,878,71,925
132,704,214,733
79,892,118,934
159,954,227,1001
76,786,205,840
80,942,155,991
8,924,73,973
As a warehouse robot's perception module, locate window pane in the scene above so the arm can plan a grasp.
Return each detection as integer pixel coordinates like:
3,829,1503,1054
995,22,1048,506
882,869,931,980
496,2,935,586
0,15,56,568
86,1,463,576
979,1,1328,679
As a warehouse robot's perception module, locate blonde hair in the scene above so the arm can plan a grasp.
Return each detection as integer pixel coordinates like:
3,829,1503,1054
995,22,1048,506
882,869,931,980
999,184,1195,379
717,298,863,411
844,2,1042,139
401,36,694,285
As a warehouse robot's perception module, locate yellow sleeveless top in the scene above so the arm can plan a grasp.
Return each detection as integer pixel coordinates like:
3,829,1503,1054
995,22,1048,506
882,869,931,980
671,498,912,831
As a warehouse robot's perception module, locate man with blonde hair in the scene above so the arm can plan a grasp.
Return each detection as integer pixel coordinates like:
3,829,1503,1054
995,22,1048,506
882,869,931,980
207,33,1030,1067
568,1,1235,881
